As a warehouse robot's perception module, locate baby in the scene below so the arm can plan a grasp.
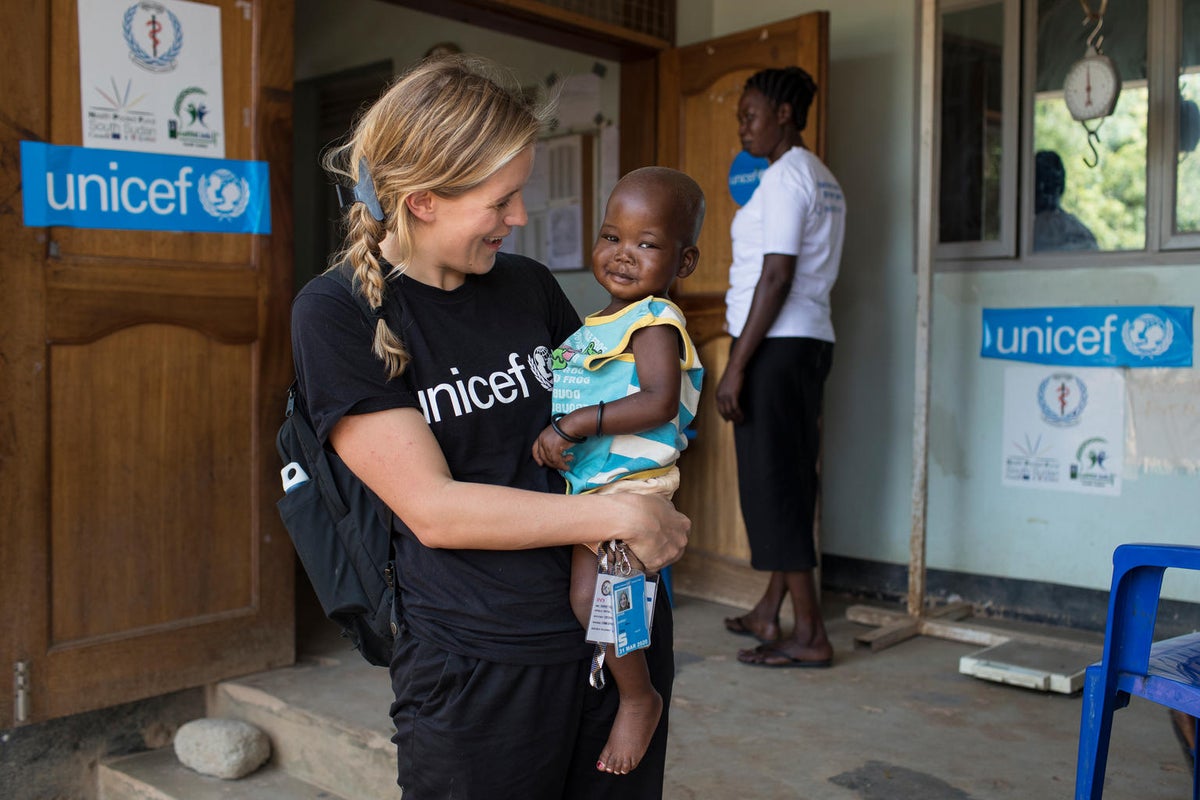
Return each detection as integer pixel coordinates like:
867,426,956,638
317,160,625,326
533,166,705,775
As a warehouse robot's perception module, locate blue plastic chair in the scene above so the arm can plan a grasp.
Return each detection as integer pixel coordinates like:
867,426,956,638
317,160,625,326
1075,543,1200,799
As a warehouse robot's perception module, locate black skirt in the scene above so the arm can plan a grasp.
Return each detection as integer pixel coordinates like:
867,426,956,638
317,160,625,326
731,337,833,572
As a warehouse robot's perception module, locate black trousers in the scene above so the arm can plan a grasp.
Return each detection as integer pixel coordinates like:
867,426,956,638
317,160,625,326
731,337,833,572
389,588,674,800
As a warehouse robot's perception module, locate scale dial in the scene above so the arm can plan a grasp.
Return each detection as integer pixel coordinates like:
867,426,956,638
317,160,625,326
1063,50,1122,121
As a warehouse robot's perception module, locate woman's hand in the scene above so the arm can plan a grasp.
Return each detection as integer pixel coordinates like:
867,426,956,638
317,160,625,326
605,493,690,571
716,365,745,423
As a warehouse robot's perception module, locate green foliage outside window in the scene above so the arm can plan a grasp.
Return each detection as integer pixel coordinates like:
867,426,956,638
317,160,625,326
1034,88,1148,251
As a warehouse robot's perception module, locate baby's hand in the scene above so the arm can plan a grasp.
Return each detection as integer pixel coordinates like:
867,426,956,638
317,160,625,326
532,426,575,471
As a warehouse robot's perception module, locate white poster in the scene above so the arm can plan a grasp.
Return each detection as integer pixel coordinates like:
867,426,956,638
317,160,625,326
1125,369,1200,475
1002,366,1125,495
78,0,225,158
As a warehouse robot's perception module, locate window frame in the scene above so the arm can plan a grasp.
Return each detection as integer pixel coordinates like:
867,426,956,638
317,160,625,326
1161,0,1200,250
934,0,1199,271
935,0,1021,260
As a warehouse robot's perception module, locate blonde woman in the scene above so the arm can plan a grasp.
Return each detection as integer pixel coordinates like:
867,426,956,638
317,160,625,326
290,56,688,799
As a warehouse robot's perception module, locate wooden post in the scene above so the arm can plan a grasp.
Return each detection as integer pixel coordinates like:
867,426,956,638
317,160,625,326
908,0,938,619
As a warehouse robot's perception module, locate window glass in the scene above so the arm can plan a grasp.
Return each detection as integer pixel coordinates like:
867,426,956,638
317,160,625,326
1033,0,1148,252
1178,0,1200,234
939,2,1006,244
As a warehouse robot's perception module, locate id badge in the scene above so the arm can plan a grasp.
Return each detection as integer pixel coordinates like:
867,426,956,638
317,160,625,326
586,573,658,645
613,573,651,657
585,573,617,644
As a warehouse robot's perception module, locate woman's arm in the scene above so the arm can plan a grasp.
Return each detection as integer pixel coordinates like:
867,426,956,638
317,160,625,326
533,325,682,469
716,252,798,423
332,406,690,570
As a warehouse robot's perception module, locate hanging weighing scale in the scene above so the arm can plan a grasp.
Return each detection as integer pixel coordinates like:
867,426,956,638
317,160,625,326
1062,0,1121,167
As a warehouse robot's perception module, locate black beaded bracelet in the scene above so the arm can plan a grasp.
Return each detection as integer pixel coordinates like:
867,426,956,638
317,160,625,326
550,412,587,444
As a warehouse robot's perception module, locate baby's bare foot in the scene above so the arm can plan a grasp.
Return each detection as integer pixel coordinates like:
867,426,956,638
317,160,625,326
596,689,663,775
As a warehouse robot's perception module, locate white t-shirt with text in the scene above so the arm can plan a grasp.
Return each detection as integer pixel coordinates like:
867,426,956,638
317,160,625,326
725,146,845,342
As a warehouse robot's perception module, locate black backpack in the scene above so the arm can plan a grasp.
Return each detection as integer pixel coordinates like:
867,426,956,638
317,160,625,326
275,270,399,666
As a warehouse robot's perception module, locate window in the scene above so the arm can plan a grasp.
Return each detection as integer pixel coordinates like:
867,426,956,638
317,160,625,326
938,0,1019,257
936,0,1199,267
1168,0,1200,246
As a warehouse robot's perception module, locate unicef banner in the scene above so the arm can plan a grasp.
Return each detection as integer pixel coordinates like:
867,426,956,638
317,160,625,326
21,141,270,234
981,306,1192,368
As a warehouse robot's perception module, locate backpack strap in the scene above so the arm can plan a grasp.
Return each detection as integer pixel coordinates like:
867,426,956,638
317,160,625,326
307,261,407,533
284,382,348,524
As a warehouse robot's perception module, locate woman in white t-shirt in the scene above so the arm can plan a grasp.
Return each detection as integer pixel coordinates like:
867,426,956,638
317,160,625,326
716,66,846,669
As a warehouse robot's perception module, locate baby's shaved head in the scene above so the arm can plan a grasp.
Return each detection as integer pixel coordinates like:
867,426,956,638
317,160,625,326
611,167,706,246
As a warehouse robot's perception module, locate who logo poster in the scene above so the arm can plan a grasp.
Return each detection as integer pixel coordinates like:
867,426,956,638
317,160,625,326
78,0,226,158
1001,366,1124,496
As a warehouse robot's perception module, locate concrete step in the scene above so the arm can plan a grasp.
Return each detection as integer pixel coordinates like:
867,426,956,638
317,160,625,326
206,646,397,800
98,748,347,799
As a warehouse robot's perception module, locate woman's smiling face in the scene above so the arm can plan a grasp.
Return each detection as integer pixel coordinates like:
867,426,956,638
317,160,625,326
407,146,534,289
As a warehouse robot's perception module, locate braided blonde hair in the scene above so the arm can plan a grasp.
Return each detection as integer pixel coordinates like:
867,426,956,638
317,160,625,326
323,55,547,379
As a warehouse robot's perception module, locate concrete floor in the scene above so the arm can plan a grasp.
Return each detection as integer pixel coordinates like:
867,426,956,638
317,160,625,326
289,591,1191,799
664,594,1191,800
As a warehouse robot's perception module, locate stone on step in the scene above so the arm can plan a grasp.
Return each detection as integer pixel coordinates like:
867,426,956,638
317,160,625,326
207,657,395,800
174,717,271,780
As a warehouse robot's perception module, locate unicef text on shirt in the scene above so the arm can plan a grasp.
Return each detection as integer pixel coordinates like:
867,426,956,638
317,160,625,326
416,354,536,424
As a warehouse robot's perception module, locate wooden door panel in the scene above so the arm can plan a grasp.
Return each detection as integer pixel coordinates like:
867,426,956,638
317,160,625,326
658,14,828,596
50,326,255,644
673,338,750,560
1,0,295,726
680,69,747,295
47,262,260,343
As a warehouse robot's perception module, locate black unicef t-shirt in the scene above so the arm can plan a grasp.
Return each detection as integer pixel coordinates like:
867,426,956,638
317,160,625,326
290,253,586,665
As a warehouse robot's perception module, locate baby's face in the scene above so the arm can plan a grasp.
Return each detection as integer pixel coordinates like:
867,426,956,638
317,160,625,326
592,184,692,305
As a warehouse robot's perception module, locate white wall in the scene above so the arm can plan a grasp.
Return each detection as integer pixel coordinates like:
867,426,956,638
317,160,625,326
705,0,1200,603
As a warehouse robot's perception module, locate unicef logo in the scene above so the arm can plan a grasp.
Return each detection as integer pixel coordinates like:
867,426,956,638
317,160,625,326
1037,373,1088,427
198,170,251,220
123,2,184,74
1121,313,1174,359
728,151,769,206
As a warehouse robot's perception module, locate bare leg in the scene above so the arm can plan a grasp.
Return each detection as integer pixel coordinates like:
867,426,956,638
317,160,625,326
570,545,663,774
737,569,833,667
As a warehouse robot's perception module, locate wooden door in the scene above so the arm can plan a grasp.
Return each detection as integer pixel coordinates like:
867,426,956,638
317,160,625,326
1,0,295,726
657,15,829,605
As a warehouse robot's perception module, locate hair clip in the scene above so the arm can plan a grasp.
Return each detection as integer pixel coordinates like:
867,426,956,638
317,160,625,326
335,156,385,222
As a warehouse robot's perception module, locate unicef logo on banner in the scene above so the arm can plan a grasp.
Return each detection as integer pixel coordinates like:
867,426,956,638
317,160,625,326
728,151,769,206
20,141,270,234
198,169,251,220
123,1,184,74
1121,313,1174,359
981,306,1193,368
1037,373,1088,427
